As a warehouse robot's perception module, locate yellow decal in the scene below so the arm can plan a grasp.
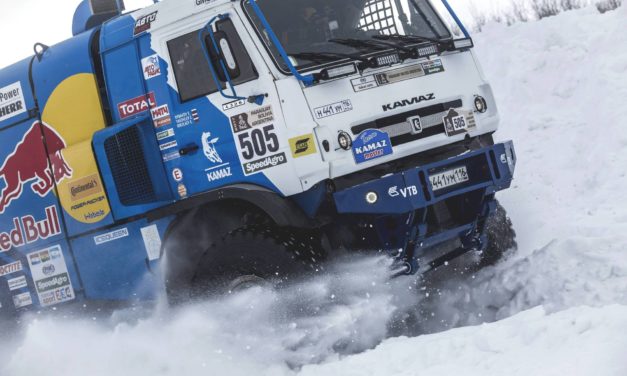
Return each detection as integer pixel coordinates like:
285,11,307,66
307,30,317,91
289,134,317,158
42,73,110,224
58,141,111,224
41,73,107,145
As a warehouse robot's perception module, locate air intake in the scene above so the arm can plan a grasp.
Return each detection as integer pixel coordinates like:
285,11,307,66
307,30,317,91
72,0,125,36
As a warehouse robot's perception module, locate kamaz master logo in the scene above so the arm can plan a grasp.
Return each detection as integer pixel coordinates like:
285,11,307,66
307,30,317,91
382,93,435,112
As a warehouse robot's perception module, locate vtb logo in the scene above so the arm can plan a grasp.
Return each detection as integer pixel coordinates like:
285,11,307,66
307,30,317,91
0,121,72,213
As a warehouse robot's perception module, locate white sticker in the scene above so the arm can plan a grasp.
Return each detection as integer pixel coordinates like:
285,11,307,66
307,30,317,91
27,245,75,307
13,292,33,308
141,54,161,80
313,99,353,119
141,225,162,261
159,140,178,151
0,81,27,123
156,128,175,141
94,228,129,245
0,261,23,277
8,275,27,291
172,168,183,182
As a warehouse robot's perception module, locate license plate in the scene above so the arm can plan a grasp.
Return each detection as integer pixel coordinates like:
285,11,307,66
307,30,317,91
429,166,469,191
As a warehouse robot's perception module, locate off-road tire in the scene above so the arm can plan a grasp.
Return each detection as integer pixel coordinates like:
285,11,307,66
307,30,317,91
479,202,517,267
190,225,326,297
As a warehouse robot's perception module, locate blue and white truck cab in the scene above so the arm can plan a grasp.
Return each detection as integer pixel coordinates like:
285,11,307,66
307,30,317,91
0,0,516,316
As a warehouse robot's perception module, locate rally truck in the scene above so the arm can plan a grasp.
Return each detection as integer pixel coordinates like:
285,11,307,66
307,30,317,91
0,0,516,316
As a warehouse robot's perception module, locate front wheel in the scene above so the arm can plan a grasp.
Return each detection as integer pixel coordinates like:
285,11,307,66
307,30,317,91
190,226,325,297
479,202,517,267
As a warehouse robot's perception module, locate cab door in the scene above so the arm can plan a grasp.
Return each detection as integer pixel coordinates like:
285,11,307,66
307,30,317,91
143,10,301,200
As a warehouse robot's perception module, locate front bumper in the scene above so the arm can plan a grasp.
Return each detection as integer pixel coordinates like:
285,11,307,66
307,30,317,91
333,141,516,214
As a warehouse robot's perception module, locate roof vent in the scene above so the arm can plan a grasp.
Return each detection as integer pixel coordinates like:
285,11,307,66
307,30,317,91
72,0,126,36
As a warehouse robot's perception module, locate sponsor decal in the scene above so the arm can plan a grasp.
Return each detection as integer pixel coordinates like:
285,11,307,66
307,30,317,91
12,292,32,309
243,152,287,175
408,115,423,134
117,92,156,119
156,128,175,141
151,104,172,127
313,100,353,119
351,60,445,92
289,134,317,158
67,174,102,202
94,228,129,245
134,11,158,36
352,129,393,164
0,121,72,213
0,206,62,252
202,132,223,164
442,108,477,136
0,81,27,123
42,264,56,276
196,0,217,5
205,164,232,183
27,245,75,307
382,93,435,112
0,260,22,277
8,275,27,291
388,185,419,198
162,151,180,162
172,168,183,182
141,54,161,80
230,105,274,133
222,99,246,111
174,109,199,128
177,183,187,198
140,224,162,261
159,140,178,151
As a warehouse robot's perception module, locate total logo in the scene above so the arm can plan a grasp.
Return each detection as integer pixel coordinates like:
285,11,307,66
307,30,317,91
0,121,72,214
117,92,156,120
388,185,419,198
0,206,62,252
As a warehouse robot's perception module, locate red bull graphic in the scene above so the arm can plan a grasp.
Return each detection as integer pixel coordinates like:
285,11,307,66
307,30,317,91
0,205,61,252
0,121,72,214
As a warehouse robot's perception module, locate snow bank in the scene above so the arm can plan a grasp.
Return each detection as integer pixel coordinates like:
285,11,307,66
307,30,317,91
1,5,626,376
301,305,627,376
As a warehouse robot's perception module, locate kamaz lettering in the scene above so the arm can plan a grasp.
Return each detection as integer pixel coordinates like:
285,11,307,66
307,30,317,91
382,93,435,112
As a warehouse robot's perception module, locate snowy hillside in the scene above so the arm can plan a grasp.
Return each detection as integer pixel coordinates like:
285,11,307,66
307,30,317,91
2,5,626,376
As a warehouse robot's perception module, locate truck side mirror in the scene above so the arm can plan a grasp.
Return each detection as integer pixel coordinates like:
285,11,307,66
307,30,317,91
205,31,241,82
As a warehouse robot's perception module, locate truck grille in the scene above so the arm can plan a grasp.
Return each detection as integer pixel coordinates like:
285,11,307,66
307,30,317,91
351,99,463,146
104,126,157,206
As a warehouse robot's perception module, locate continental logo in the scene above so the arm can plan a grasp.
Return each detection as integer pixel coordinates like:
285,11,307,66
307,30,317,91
67,174,102,202
289,134,317,158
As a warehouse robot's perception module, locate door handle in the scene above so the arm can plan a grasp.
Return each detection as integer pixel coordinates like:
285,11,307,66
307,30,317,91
179,144,199,156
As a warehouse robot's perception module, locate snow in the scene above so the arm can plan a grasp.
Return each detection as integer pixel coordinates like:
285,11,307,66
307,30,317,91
2,4,627,376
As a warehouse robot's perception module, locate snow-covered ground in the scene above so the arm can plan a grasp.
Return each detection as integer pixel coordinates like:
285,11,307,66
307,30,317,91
2,5,626,376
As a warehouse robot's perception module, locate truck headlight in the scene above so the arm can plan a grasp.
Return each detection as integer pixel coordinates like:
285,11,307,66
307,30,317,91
474,96,487,113
338,131,352,150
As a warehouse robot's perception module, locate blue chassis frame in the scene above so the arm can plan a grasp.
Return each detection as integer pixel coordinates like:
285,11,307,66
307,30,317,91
333,142,516,274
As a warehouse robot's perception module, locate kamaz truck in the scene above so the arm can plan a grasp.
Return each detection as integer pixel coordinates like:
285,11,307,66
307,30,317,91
0,0,516,316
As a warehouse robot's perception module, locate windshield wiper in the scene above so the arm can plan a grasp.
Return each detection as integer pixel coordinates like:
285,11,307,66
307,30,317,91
328,38,393,52
291,51,368,64
373,33,441,44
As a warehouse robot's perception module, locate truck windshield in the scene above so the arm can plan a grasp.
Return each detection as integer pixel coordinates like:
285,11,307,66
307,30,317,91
243,0,452,70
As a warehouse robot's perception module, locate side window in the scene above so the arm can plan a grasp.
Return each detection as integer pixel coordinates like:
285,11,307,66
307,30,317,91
168,19,258,103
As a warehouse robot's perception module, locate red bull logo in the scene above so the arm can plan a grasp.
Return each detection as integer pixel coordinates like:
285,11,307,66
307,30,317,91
0,121,72,214
0,205,62,252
